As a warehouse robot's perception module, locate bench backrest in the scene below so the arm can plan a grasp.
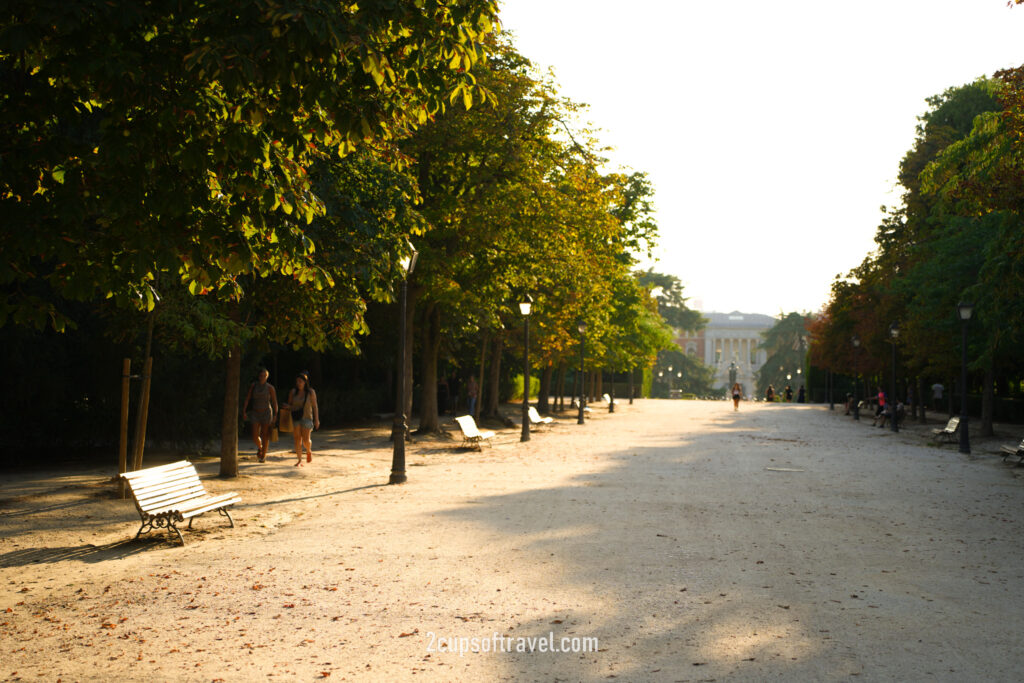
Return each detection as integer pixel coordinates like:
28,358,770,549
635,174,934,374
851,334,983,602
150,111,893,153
455,415,482,438
122,460,205,515
528,406,543,423
602,393,611,403
946,416,960,432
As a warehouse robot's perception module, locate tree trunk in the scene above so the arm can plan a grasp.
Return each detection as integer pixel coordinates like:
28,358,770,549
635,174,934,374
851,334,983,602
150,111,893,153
981,357,995,437
403,286,421,426
130,311,156,471
220,344,242,478
416,302,443,433
538,363,553,413
628,367,635,404
484,334,504,418
917,376,927,424
474,330,488,422
947,376,955,417
596,370,603,400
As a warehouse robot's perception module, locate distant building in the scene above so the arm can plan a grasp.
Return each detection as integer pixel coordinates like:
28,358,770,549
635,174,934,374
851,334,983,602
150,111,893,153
677,311,776,395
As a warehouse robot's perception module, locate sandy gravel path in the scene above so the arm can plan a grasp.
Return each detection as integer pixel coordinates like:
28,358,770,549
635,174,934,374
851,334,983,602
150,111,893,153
3,400,1024,682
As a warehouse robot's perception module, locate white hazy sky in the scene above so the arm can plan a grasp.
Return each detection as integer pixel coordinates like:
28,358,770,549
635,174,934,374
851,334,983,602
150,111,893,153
497,0,1024,316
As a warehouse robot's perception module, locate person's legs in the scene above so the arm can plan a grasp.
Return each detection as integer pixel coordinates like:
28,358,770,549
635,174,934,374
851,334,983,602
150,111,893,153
302,425,313,462
258,423,271,460
251,422,263,461
293,426,303,465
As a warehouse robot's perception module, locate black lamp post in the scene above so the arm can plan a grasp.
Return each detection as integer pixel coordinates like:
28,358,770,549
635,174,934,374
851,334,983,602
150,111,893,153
577,319,587,425
389,246,418,485
828,369,834,410
889,322,899,433
851,335,861,420
957,302,973,455
520,294,533,443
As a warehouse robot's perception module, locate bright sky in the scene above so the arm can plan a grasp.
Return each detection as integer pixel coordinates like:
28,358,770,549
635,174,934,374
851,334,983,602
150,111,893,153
498,0,1024,316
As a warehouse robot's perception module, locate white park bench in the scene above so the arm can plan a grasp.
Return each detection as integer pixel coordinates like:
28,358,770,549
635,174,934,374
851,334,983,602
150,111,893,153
602,393,611,404
571,398,592,414
528,406,553,429
1000,438,1024,466
931,416,960,445
121,460,240,545
454,415,496,450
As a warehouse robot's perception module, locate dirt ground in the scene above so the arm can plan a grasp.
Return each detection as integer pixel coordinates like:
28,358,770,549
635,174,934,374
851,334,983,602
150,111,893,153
3,400,1024,682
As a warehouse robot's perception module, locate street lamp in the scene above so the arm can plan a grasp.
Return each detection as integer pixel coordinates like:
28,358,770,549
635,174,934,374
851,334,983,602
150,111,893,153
851,335,861,420
389,245,418,485
520,294,533,442
889,321,899,433
957,302,974,455
577,319,587,425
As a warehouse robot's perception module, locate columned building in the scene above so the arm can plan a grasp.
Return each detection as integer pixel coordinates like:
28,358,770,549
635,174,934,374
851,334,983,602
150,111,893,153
678,311,776,397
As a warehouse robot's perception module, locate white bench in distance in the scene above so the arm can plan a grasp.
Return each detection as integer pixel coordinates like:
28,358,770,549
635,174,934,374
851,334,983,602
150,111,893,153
572,398,593,414
1000,438,1024,466
454,415,496,449
121,460,241,545
931,416,960,445
528,406,554,429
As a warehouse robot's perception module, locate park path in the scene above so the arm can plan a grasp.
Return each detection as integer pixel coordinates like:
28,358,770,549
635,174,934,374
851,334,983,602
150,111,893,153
3,400,1024,681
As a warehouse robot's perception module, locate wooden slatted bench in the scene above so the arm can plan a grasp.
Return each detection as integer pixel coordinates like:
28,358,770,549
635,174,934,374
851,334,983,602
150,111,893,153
528,406,553,430
931,416,960,445
121,461,241,545
572,398,593,414
1000,438,1024,466
454,415,496,450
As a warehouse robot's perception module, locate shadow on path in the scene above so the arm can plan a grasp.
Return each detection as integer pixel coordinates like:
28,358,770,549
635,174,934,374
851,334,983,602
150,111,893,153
0,538,163,567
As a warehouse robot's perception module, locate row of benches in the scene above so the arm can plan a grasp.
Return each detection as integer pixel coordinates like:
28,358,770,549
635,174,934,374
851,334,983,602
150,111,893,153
929,416,1024,465
454,407,554,449
454,398,610,449
123,403,592,544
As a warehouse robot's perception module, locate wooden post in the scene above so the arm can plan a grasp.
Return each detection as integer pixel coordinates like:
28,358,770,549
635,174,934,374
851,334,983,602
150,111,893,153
131,356,153,471
118,358,131,498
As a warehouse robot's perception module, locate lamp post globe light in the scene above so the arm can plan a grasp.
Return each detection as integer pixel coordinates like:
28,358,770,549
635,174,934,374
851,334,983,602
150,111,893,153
889,322,899,433
520,294,533,443
957,302,974,455
389,246,418,485
851,335,861,420
577,319,587,425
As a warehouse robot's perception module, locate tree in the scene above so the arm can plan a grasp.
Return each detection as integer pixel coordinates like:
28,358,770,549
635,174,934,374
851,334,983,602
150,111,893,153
757,312,811,398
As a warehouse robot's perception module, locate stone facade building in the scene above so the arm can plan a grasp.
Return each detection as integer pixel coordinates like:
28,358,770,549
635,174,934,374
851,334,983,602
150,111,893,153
677,311,776,397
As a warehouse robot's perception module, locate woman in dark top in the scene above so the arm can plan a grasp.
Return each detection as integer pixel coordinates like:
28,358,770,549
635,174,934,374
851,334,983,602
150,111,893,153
242,367,278,463
283,371,320,467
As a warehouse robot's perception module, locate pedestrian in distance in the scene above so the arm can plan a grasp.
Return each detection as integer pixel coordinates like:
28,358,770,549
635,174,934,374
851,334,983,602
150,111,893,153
731,382,742,411
797,385,805,403
765,384,775,402
283,371,319,466
931,382,944,412
242,367,278,463
875,387,887,426
784,385,793,402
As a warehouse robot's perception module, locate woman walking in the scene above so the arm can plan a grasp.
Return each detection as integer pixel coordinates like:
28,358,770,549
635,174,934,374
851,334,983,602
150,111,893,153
242,367,278,463
284,371,320,466
731,382,742,411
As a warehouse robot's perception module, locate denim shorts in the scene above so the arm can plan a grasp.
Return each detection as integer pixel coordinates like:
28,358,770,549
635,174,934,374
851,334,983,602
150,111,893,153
299,418,314,430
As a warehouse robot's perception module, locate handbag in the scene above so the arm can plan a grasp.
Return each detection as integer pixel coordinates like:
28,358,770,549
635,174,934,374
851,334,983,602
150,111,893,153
278,409,293,433
270,426,279,443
